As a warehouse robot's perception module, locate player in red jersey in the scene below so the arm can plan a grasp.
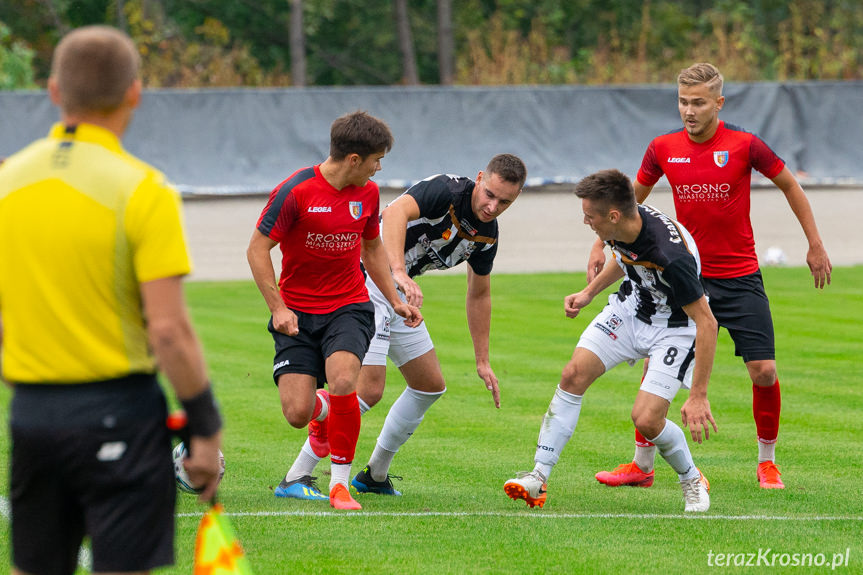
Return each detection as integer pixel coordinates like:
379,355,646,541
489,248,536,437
588,63,832,490
247,111,422,510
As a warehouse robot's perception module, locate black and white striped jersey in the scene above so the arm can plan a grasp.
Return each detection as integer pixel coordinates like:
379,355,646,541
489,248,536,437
398,174,498,278
608,204,704,328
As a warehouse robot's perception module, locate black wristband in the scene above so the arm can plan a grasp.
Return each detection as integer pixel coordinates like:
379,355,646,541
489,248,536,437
180,386,223,438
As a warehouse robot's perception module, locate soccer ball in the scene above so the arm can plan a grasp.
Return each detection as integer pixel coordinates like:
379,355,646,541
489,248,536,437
172,441,226,494
763,246,787,266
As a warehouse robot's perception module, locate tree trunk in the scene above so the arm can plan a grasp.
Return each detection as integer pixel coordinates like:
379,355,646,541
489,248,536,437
290,0,306,86
116,0,127,32
394,0,419,85
437,0,454,85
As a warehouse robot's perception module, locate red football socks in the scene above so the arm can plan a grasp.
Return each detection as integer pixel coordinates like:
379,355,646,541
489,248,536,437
328,391,361,465
635,428,655,447
753,379,781,442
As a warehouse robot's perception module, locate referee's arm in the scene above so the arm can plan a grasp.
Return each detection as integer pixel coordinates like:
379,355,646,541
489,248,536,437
141,275,223,500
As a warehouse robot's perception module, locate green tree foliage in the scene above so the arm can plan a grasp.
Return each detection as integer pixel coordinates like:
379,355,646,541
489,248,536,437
1,0,862,89
0,21,37,89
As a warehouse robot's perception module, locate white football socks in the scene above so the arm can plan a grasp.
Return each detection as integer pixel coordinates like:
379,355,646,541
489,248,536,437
758,438,776,462
285,442,321,482
358,396,371,415
533,386,582,481
369,386,445,481
633,443,657,473
649,419,699,481
330,463,352,492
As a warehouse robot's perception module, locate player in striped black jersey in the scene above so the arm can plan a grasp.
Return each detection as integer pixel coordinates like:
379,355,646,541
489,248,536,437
281,154,526,497
591,63,832,490
505,169,718,512
604,202,704,329
399,173,501,278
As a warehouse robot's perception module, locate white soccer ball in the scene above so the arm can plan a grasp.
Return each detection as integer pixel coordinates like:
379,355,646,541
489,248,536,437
172,441,225,494
763,246,787,266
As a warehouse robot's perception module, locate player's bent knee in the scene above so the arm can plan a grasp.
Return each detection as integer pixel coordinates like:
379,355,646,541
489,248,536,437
282,403,313,429
632,412,663,439
752,370,777,387
361,387,385,408
359,376,387,406
748,361,777,387
559,367,592,395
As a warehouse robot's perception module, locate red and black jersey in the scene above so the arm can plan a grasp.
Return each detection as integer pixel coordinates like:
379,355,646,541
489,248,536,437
636,121,785,279
256,165,380,313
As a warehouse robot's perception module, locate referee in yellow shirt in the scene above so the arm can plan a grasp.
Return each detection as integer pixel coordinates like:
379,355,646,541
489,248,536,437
0,26,223,575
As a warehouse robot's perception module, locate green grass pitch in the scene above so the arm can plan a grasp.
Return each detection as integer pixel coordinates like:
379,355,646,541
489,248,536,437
1,266,861,573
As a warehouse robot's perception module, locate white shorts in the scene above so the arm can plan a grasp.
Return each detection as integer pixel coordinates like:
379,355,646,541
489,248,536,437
576,298,696,402
363,276,434,368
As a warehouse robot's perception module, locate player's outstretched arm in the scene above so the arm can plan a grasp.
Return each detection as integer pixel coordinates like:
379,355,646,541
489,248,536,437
362,236,422,327
633,181,654,204
772,167,832,288
679,295,719,444
586,238,606,284
382,193,425,307
466,266,499,408
568,259,624,318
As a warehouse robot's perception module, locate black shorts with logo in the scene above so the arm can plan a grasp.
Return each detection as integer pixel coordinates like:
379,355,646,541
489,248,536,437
10,373,175,575
269,301,375,385
702,270,775,362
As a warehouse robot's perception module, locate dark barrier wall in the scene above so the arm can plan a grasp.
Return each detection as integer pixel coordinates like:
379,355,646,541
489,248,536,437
2,82,860,193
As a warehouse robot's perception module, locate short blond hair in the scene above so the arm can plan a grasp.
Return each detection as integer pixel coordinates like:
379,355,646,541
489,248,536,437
50,26,140,115
677,63,723,96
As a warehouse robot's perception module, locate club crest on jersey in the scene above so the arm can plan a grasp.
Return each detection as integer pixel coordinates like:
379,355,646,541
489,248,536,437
348,201,363,220
713,151,729,168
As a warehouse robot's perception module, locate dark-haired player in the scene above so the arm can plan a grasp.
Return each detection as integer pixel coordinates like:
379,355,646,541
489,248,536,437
247,110,422,510
505,169,717,512
281,154,527,497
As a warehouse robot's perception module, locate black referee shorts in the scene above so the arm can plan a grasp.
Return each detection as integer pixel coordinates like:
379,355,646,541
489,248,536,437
702,270,775,362
10,374,175,575
269,301,375,385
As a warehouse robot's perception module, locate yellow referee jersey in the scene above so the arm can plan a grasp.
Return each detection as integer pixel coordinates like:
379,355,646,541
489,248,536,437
0,123,192,383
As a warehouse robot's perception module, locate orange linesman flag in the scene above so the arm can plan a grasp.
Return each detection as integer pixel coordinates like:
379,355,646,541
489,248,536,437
193,503,254,575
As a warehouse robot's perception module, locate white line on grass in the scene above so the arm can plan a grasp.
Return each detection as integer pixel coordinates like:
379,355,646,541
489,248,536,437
177,509,863,521
0,494,9,522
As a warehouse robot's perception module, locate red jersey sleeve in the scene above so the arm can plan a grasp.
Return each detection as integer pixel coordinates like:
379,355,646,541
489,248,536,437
750,135,785,179
636,139,664,187
361,191,380,240
256,169,314,243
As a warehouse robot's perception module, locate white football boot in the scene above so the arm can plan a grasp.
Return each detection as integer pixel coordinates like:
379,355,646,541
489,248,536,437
681,469,710,512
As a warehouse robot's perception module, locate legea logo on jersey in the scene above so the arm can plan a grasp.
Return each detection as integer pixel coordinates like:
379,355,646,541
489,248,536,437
668,157,691,163
714,151,729,167
349,201,363,219
308,206,332,213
